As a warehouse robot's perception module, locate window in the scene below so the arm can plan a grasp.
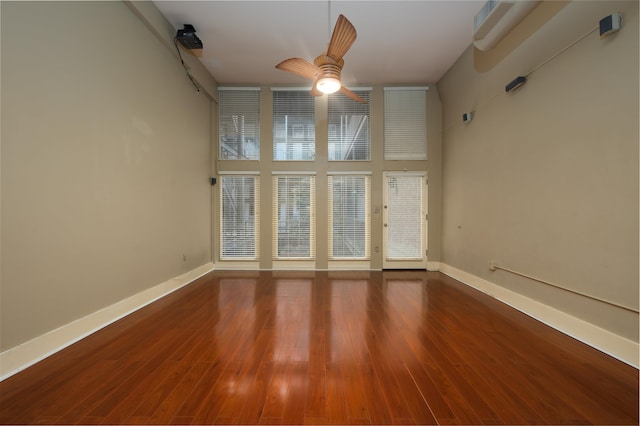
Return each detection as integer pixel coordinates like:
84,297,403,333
220,175,259,259
219,89,260,160
328,175,370,259
272,90,315,160
328,90,370,160
273,175,315,259
384,87,428,160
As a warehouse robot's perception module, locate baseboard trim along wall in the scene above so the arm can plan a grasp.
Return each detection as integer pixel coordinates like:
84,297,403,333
426,261,441,272
0,262,215,381
439,263,639,369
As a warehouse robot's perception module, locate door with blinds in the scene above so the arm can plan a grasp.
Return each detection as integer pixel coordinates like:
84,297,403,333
382,172,428,269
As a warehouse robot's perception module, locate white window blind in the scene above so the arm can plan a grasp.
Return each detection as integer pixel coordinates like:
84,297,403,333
220,175,259,260
272,90,315,161
328,90,370,160
328,175,370,259
384,88,427,160
219,89,260,160
385,175,423,259
272,175,316,259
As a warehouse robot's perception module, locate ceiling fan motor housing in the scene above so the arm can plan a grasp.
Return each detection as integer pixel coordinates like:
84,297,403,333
314,54,343,80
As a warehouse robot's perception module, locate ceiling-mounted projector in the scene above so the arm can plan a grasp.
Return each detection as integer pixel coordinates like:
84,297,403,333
176,24,203,50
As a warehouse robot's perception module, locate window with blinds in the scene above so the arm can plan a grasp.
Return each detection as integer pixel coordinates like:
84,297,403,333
220,175,259,260
328,90,370,160
273,175,315,259
328,175,370,259
219,89,260,160
272,90,315,161
384,88,427,160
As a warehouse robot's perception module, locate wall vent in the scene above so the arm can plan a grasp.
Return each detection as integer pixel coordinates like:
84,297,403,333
473,0,541,51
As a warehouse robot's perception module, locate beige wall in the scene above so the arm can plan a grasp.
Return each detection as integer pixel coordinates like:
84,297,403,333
438,1,639,341
1,1,212,351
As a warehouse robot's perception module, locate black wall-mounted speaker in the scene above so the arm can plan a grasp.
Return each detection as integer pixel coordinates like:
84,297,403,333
505,76,527,93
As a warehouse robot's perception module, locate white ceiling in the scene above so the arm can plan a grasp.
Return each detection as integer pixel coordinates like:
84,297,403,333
153,1,485,87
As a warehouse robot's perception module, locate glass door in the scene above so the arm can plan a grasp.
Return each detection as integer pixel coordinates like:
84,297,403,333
382,172,428,269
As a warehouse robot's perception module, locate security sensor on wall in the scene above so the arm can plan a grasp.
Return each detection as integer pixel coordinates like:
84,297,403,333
600,13,622,38
462,112,473,123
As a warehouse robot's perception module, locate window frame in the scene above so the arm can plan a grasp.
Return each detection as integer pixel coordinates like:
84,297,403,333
272,173,316,260
383,87,428,161
328,89,371,161
272,89,316,161
219,173,260,261
218,88,261,161
328,173,371,260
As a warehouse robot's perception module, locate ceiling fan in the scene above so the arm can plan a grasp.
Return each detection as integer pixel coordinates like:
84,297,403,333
275,14,366,104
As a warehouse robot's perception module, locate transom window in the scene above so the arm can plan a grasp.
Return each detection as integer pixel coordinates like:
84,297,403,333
272,90,315,161
328,90,371,160
384,87,428,160
218,88,260,160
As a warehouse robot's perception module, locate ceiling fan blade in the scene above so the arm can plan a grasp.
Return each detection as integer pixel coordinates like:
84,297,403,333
339,86,367,104
275,58,322,80
326,14,357,62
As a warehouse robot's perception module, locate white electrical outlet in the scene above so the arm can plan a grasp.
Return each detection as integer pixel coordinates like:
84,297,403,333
488,261,497,271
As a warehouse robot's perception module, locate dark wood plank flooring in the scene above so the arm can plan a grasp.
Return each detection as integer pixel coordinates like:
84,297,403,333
1,270,638,425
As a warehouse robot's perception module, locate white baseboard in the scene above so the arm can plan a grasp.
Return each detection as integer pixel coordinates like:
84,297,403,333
427,261,440,271
439,263,638,368
0,262,214,381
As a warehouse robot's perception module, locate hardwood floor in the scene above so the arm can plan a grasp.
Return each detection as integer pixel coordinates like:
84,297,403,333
1,270,638,425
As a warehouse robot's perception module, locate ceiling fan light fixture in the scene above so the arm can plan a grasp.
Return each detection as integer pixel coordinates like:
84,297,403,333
275,14,365,102
316,77,341,94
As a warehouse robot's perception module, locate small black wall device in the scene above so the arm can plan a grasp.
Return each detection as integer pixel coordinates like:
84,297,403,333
599,13,622,38
176,24,203,50
505,76,527,93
